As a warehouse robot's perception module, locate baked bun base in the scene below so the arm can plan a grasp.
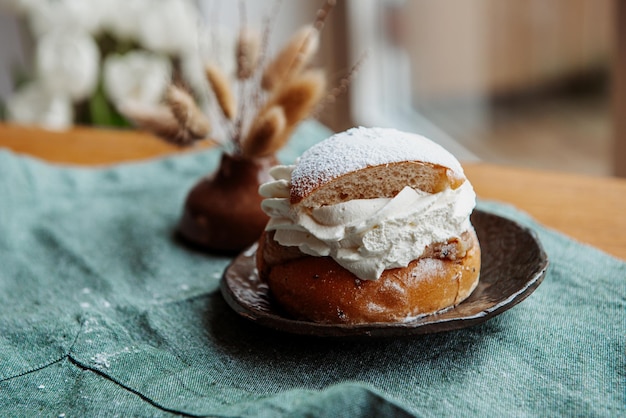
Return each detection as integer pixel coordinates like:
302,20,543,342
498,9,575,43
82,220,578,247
257,229,481,324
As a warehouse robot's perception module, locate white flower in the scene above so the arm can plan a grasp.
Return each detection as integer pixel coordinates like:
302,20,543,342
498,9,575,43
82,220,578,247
99,0,150,41
137,0,199,55
6,81,73,130
27,0,102,37
103,50,172,107
35,29,100,101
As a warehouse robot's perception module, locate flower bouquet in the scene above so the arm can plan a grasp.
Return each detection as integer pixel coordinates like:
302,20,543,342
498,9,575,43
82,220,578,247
122,0,350,252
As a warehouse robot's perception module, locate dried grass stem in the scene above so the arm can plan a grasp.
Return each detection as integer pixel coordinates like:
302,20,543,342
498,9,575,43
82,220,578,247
237,28,261,80
261,25,320,91
242,105,286,157
205,64,237,120
266,69,326,126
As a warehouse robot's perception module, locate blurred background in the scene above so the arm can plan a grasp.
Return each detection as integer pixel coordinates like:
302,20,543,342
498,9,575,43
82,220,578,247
0,0,621,176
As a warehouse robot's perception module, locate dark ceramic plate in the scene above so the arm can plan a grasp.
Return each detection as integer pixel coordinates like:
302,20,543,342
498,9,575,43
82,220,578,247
220,210,549,338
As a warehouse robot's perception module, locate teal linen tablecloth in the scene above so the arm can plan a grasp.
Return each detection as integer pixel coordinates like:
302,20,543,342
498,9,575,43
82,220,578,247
0,122,624,417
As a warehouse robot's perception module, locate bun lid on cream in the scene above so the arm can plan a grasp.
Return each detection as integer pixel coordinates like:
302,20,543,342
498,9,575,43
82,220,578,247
290,127,467,205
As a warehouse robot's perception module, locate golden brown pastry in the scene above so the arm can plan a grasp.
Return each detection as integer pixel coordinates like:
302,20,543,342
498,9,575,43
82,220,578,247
257,127,480,324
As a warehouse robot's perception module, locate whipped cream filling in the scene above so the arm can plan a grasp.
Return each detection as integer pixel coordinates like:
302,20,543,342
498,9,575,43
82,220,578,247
260,165,476,281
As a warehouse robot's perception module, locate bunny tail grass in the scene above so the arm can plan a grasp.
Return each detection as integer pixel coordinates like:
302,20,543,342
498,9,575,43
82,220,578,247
241,105,287,157
165,85,211,141
121,101,203,146
205,64,238,120
261,24,320,91
267,69,326,127
237,27,261,80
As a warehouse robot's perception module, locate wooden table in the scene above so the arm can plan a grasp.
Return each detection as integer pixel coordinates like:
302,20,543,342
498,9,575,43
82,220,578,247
1,123,625,261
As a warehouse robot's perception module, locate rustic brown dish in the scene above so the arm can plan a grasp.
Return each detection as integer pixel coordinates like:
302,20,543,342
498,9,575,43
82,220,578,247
220,210,549,338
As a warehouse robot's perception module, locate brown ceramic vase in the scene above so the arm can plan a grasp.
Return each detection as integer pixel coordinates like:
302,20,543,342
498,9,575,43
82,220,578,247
178,153,278,253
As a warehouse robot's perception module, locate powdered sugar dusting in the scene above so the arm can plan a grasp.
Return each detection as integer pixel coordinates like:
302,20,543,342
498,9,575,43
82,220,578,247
291,127,465,198
412,258,446,279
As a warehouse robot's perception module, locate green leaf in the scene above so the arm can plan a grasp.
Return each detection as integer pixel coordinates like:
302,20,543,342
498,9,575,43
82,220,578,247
88,83,131,128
